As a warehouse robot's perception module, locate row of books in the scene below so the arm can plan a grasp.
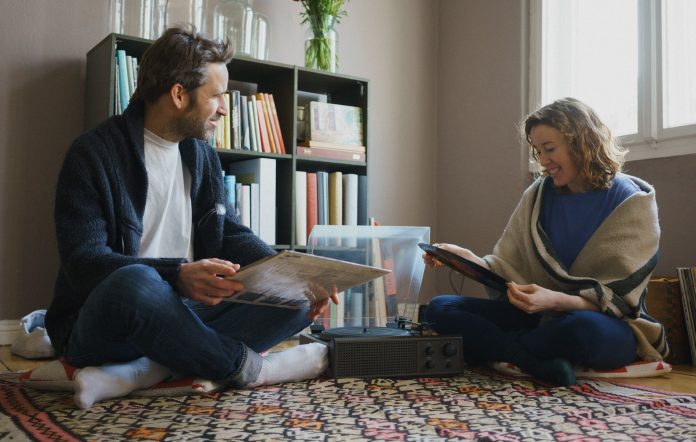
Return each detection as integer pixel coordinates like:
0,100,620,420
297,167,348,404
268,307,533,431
294,171,367,246
114,50,139,114
211,91,286,154
677,267,696,367
223,158,276,245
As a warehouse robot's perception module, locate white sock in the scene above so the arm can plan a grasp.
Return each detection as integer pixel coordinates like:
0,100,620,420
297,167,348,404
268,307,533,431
247,342,328,387
74,357,170,409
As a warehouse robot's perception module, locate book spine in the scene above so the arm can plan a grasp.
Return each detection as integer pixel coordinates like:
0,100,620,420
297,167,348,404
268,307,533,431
358,175,368,225
342,174,359,226
328,171,343,225
316,171,327,225
259,93,277,153
224,92,231,149
268,94,286,154
240,95,250,150
231,90,241,149
254,95,271,153
296,146,365,162
116,50,130,112
295,171,307,246
306,172,318,241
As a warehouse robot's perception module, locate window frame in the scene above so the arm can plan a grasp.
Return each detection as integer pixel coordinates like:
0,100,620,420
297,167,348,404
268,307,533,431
529,0,696,162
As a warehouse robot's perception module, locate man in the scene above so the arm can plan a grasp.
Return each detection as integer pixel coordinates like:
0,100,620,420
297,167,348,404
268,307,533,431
45,25,336,409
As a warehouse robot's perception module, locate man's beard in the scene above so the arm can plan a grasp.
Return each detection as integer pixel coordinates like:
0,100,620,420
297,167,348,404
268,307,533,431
172,111,213,141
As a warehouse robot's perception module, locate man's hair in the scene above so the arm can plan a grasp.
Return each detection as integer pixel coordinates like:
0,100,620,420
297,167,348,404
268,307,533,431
523,97,627,190
131,24,234,104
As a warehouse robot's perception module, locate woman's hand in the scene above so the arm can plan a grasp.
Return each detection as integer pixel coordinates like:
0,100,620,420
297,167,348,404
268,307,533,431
422,243,489,269
506,282,599,313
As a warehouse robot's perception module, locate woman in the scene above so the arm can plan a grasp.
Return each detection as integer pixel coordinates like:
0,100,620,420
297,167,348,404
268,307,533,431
424,98,667,386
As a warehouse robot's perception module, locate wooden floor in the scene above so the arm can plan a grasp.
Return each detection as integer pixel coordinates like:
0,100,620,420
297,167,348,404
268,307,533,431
2,344,695,394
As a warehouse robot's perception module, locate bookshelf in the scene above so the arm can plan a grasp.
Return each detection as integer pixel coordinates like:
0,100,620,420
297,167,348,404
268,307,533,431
85,33,369,250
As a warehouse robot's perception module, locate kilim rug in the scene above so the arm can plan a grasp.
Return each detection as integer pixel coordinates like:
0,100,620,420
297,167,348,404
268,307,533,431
2,368,696,441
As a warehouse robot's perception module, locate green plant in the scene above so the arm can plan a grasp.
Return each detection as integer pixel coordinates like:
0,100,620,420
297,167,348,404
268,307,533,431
295,0,348,71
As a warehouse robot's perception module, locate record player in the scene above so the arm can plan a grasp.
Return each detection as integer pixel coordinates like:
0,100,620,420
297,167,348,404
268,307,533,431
299,225,464,379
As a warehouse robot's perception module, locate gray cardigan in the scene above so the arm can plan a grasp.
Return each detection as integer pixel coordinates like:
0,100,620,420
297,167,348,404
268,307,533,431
46,100,275,356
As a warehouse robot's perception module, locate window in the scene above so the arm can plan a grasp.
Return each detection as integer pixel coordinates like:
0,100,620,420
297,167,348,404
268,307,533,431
529,0,696,161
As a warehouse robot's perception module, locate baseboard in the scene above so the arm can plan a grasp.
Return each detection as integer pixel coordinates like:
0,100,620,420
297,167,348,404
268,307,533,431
0,320,20,345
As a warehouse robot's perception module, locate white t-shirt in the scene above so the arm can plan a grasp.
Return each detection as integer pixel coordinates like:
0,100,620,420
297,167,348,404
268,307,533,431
139,129,194,262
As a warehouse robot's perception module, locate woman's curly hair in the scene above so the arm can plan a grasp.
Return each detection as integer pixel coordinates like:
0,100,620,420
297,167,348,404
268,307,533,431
523,97,627,190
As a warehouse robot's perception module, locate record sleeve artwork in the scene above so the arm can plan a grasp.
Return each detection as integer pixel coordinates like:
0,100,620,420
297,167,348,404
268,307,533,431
419,243,508,292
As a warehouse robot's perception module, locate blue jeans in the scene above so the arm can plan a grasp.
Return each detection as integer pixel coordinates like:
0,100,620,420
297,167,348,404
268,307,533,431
65,264,312,386
426,295,638,369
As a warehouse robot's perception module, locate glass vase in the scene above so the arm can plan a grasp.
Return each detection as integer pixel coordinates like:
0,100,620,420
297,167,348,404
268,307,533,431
304,15,338,72
212,0,255,57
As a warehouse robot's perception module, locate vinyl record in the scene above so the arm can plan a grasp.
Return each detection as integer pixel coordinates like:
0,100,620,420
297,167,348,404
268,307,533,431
419,243,508,292
320,326,411,339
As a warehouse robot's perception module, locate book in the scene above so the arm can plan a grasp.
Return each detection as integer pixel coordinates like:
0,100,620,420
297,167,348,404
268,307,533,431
224,250,390,309
306,101,363,145
295,171,307,246
342,174,358,226
301,140,366,153
358,175,367,225
306,172,318,241
231,90,241,149
267,94,286,154
328,171,343,225
240,184,251,228
257,93,276,153
116,50,130,112
223,92,231,149
248,96,261,152
240,95,250,150
296,146,366,162
228,158,276,245
250,182,260,236
253,95,271,153
223,174,236,216
317,171,328,225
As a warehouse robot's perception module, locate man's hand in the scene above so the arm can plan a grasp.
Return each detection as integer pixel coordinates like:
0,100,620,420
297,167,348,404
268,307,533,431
177,258,244,305
506,281,599,314
305,284,339,321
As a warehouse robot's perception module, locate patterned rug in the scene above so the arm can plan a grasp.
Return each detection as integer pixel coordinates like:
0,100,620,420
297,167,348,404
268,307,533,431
2,369,696,441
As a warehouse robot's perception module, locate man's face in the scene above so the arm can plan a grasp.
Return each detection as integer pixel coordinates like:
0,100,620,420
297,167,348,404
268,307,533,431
175,63,229,141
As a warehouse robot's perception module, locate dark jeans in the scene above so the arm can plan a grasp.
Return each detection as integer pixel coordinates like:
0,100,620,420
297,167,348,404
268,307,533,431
65,264,312,386
426,295,637,369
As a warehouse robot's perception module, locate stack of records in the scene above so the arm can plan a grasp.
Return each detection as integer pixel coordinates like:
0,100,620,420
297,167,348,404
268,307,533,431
677,267,696,367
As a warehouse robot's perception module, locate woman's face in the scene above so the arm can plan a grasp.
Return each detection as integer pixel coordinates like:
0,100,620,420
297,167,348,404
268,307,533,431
529,124,583,193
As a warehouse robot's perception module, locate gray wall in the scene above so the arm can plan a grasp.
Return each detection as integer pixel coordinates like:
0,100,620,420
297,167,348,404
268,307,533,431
0,0,439,319
0,0,693,319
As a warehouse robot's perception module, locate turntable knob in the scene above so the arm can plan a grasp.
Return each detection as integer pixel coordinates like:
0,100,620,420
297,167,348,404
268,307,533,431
425,345,434,355
442,343,457,357
425,359,434,369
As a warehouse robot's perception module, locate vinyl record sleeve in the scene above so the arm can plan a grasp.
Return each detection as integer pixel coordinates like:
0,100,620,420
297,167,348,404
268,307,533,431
419,243,508,292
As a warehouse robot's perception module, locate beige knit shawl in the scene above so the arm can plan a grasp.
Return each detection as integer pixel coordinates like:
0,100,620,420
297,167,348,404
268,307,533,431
483,175,667,361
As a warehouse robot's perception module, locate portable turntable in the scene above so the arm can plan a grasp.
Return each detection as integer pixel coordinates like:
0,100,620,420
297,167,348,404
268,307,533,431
299,225,464,378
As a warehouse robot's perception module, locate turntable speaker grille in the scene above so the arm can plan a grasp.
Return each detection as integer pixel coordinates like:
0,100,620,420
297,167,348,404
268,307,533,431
301,334,464,378
335,340,419,377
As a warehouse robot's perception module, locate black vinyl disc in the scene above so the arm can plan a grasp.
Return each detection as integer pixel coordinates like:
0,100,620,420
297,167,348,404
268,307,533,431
419,243,508,292
320,326,412,339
